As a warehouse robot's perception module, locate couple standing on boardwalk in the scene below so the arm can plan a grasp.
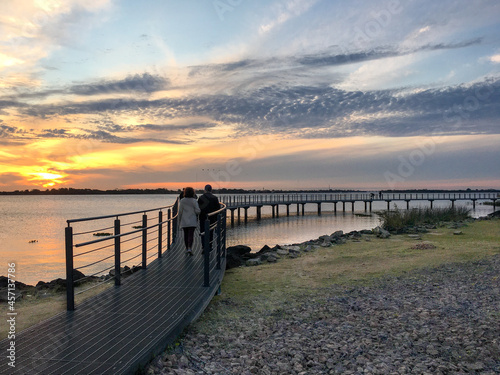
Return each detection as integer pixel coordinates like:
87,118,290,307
178,184,220,255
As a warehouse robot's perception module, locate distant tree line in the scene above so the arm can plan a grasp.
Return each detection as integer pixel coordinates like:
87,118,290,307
0,188,180,195
0,187,498,196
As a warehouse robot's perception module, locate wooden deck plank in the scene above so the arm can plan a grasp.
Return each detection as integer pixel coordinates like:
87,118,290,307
1,234,225,375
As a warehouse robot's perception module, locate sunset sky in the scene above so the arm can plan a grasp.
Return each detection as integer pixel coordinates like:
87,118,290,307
1,0,499,191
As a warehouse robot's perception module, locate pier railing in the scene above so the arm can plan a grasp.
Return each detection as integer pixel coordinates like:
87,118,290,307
65,202,180,310
201,203,227,288
220,191,500,207
65,200,228,311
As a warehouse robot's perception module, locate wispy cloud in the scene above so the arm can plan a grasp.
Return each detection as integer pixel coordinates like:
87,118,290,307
70,73,170,96
259,0,319,35
0,0,113,90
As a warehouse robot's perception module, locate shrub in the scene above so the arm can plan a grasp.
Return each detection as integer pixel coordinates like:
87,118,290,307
379,206,471,232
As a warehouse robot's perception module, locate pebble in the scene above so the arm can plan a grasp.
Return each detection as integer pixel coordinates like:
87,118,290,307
148,255,500,375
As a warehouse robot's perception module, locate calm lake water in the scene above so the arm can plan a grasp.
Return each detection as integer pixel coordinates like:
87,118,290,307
0,194,494,285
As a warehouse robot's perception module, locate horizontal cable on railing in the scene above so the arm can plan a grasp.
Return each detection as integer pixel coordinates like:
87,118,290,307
147,252,157,260
74,242,114,257
146,235,158,244
121,233,143,244
121,218,143,227
73,224,115,236
75,253,114,270
121,243,142,254
67,203,176,224
119,266,136,276
74,276,114,296
121,252,142,265
75,222,163,247
74,264,114,284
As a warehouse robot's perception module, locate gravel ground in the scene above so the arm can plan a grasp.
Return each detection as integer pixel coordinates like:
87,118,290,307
147,255,500,375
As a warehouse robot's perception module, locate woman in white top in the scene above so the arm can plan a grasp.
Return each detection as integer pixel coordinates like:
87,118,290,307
178,187,200,255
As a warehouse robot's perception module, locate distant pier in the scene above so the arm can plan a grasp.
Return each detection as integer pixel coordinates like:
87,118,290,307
219,191,499,226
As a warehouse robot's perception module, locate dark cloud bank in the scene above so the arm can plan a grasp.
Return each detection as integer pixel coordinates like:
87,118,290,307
2,42,499,143
14,77,500,140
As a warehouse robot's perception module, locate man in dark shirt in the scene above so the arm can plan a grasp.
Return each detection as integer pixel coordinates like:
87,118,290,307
198,184,220,252
198,184,220,228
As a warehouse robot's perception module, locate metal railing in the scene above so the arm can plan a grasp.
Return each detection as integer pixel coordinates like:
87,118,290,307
220,191,500,207
201,203,227,288
65,201,179,311
65,200,229,311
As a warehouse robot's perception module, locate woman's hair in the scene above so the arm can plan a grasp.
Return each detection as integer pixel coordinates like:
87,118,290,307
183,186,195,198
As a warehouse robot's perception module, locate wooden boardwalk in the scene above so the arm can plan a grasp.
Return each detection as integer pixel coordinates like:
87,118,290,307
1,235,224,375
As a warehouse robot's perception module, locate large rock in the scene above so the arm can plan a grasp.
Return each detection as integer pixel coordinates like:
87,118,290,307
266,255,278,263
73,269,86,281
36,278,67,290
256,245,271,254
246,258,262,267
331,230,344,238
373,226,391,238
226,245,252,269
0,276,32,289
319,235,333,243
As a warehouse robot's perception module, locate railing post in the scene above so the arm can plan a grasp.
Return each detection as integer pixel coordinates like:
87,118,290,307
114,218,121,286
203,218,210,287
158,211,163,258
222,210,227,257
142,213,147,269
216,213,222,270
167,209,171,250
172,200,178,242
65,225,74,311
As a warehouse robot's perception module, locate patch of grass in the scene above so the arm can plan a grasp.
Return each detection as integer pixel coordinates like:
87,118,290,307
378,206,471,232
197,219,500,335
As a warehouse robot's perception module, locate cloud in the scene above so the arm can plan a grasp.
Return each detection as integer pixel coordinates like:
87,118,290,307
69,73,170,96
14,76,500,140
39,128,69,138
490,54,500,63
0,0,113,90
295,39,483,68
0,124,28,137
0,100,25,110
259,0,319,35
76,129,188,144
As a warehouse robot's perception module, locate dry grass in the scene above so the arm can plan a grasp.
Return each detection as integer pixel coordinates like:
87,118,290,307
213,219,500,311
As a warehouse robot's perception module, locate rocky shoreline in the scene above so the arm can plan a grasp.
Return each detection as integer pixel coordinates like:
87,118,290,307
0,264,141,302
225,218,477,270
147,254,500,375
145,216,499,374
